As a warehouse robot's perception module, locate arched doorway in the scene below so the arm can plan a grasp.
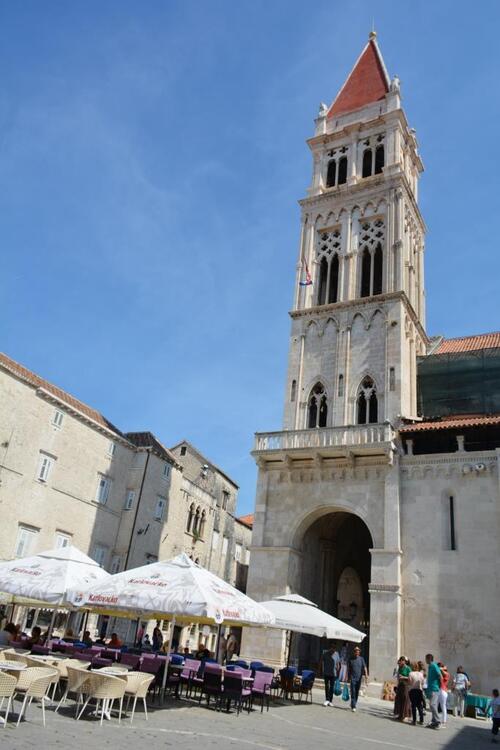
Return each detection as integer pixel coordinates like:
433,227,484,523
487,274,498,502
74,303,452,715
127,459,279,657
295,512,372,670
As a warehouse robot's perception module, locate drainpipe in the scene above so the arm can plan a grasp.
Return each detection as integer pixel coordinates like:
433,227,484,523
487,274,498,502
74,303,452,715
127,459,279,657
124,448,151,571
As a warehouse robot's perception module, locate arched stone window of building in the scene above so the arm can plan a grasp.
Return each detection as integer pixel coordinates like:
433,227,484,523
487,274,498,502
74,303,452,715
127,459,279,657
326,160,336,188
199,510,206,539
192,506,201,535
338,374,344,397
308,383,328,428
290,379,297,402
187,503,195,533
362,148,372,178
337,156,348,185
356,377,378,424
316,230,342,305
359,219,385,298
375,145,385,174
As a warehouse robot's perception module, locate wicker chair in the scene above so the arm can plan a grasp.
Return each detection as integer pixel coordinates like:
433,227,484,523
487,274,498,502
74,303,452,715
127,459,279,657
14,667,58,727
25,657,62,699
0,672,17,728
55,665,91,716
76,673,127,725
2,651,28,664
122,672,154,723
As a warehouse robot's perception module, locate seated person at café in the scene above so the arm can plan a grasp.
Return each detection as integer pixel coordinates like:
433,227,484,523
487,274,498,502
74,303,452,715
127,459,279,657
26,625,44,649
0,622,17,646
82,629,94,647
142,633,152,650
108,632,122,649
63,627,77,643
195,641,211,660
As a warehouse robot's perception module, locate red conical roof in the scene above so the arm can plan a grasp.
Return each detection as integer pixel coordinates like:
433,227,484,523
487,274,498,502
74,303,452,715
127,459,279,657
328,36,390,118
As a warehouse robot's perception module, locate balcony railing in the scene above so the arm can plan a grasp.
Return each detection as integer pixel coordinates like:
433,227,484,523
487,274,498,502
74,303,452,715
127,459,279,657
253,423,395,454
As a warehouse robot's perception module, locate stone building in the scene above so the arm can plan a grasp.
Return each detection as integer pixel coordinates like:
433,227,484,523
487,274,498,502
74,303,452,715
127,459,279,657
244,33,500,693
0,352,251,646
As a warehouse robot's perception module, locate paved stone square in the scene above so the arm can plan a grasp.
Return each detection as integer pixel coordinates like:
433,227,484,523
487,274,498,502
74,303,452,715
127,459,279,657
0,687,492,750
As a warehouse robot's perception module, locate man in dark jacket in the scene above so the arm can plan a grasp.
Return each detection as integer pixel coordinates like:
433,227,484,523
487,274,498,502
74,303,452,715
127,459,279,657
321,644,340,706
348,646,368,711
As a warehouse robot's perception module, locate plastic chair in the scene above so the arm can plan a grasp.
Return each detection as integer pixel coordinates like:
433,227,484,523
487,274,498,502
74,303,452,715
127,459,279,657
31,645,50,656
0,672,17,728
279,667,297,700
123,672,155,723
222,671,252,715
169,654,184,666
91,657,113,669
120,653,141,670
55,665,92,716
14,667,58,727
251,670,273,712
297,669,315,702
250,661,264,671
76,673,127,725
199,668,223,710
179,658,201,698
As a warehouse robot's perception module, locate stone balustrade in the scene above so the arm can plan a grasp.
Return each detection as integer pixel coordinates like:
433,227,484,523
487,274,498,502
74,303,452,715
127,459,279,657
253,423,396,454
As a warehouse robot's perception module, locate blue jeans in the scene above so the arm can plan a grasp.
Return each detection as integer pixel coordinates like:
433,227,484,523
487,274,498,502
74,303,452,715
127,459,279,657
351,678,362,708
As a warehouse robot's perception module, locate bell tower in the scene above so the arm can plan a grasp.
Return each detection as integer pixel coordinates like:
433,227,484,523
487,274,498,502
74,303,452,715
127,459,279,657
283,31,426,433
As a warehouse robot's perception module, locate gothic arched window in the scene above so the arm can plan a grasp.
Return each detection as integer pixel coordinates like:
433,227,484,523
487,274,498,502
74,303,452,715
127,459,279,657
193,506,201,535
187,503,195,533
328,253,340,303
308,383,328,428
290,379,297,402
362,148,372,178
373,243,383,295
326,159,337,188
357,377,378,424
337,156,348,185
360,248,371,297
375,145,385,174
199,510,206,539
317,257,328,305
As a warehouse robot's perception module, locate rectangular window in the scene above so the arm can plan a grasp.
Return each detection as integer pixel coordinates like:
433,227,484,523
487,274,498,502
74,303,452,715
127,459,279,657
162,463,170,479
222,537,229,557
55,532,71,549
154,496,166,521
107,441,116,457
92,544,107,567
234,543,242,562
180,446,187,456
96,475,111,505
211,530,220,551
52,409,64,428
110,555,121,574
338,374,344,397
222,490,229,510
124,490,135,510
15,526,39,558
389,367,396,391
37,453,54,482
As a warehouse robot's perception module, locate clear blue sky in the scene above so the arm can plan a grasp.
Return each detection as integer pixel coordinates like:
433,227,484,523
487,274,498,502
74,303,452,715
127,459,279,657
2,1,500,515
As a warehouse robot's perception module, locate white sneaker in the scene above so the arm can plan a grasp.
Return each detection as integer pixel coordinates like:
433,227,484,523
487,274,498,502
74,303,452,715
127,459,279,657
352,707,356,712
323,700,329,706
328,701,333,706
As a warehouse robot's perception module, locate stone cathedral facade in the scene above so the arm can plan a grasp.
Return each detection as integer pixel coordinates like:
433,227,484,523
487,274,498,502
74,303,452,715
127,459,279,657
244,34,500,692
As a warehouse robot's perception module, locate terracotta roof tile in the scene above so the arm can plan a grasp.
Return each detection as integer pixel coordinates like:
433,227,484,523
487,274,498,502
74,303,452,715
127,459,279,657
328,39,389,118
401,414,500,432
432,332,500,355
0,352,123,436
237,513,254,529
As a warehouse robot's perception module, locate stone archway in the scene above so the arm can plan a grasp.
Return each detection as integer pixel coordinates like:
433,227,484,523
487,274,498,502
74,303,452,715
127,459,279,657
293,511,373,671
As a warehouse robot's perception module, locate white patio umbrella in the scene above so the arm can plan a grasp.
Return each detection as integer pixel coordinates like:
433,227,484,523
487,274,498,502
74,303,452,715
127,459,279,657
73,552,275,697
73,552,274,627
260,594,366,642
0,545,110,607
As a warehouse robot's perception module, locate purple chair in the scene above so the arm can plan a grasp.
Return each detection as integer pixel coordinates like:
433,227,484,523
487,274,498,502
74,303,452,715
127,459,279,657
140,656,161,675
222,671,252,715
31,645,50,655
91,657,113,669
232,667,252,679
251,671,273,712
86,646,102,657
179,658,201,698
73,651,92,662
119,653,140,670
199,666,223,710
101,649,119,662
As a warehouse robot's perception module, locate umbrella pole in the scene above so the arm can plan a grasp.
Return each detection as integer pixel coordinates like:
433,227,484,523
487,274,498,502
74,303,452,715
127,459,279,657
286,630,293,667
161,616,176,702
80,610,89,638
215,624,222,664
47,608,58,640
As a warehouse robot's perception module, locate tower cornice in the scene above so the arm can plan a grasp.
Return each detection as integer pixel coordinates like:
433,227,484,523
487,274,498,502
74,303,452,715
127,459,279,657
289,290,429,346
299,172,426,234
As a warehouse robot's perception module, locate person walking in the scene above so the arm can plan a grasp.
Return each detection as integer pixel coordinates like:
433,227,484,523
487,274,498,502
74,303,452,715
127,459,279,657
425,653,442,729
226,631,239,663
348,646,368,712
408,661,426,725
438,662,450,727
321,644,340,706
490,689,500,743
152,623,163,652
451,665,470,717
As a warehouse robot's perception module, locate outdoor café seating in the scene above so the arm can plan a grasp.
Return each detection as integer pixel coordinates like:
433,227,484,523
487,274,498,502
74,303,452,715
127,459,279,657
14,666,59,727
0,672,17,728
76,672,127,726
179,658,201,698
55,665,92,716
123,672,155,724
221,671,252,715
251,670,273,712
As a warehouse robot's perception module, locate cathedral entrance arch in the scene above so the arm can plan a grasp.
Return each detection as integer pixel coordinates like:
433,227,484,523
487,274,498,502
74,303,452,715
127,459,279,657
294,511,373,671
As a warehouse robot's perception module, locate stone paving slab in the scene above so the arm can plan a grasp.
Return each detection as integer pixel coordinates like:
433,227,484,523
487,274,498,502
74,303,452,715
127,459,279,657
0,688,492,750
